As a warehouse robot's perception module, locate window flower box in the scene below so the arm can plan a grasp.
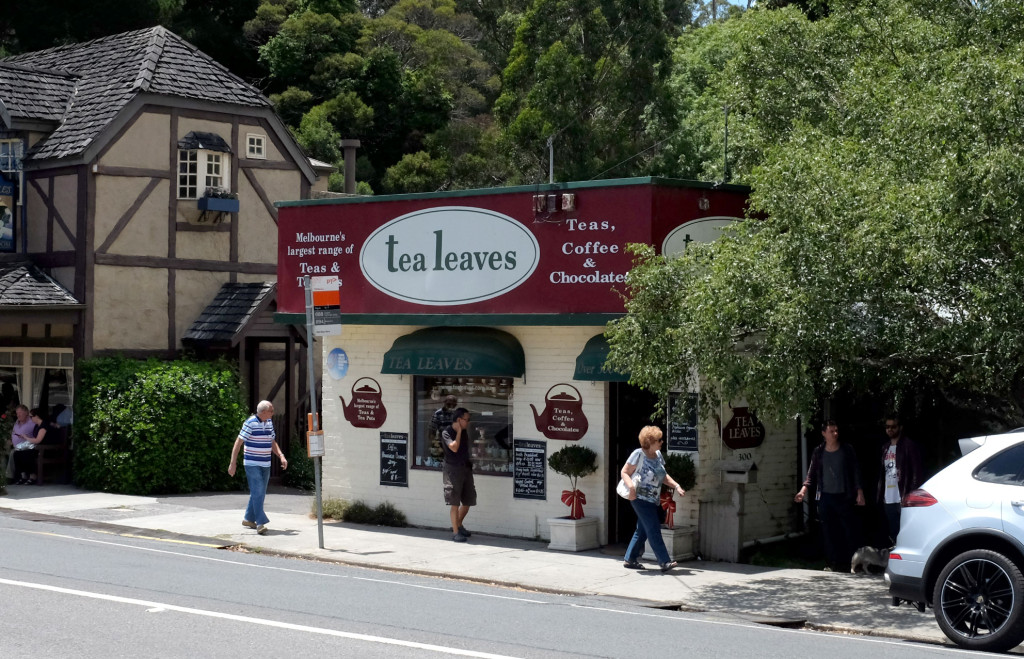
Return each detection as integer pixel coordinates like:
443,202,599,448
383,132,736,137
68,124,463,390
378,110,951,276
196,195,239,214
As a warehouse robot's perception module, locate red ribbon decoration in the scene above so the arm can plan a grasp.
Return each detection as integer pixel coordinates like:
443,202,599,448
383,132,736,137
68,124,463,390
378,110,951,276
561,489,587,519
660,490,676,529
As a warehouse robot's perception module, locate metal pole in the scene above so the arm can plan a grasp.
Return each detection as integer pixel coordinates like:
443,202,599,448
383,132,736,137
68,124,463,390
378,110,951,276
723,105,730,183
303,275,324,549
547,136,554,184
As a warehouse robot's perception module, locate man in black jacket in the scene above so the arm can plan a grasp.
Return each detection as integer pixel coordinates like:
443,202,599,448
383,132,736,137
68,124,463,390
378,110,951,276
795,419,865,570
878,414,923,547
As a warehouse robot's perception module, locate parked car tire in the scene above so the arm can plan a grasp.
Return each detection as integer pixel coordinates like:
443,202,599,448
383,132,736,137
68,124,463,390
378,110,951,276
933,549,1024,652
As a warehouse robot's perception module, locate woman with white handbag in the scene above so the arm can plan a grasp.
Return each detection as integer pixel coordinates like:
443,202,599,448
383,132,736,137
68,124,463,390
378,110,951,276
619,425,686,572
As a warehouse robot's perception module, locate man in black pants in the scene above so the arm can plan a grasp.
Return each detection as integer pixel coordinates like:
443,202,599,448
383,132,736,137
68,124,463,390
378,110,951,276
794,419,865,571
442,407,477,542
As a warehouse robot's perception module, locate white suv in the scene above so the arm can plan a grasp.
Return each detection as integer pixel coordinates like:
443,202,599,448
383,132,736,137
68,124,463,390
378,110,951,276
887,428,1024,652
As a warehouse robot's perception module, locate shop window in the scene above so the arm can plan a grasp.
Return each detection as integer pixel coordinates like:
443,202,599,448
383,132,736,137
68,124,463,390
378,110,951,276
0,350,25,413
0,349,73,421
413,376,514,476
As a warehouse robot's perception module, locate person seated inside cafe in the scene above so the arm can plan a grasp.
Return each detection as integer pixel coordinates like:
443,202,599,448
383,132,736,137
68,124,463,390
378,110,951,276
12,408,52,485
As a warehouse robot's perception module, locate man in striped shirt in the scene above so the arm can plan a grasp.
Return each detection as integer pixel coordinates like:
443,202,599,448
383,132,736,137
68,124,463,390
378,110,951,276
228,400,287,535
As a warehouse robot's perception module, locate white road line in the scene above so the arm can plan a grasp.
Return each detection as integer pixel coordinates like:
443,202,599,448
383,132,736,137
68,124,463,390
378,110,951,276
0,576,522,659
6,528,976,654
8,528,550,603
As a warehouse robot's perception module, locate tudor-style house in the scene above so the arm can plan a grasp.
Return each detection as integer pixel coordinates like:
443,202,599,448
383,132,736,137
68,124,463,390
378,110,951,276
0,27,328,451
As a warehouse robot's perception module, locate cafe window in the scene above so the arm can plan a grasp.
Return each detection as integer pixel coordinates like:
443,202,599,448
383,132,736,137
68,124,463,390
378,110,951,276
412,376,513,476
0,349,73,420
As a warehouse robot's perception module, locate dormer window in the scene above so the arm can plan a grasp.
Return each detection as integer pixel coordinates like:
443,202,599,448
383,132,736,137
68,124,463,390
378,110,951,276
177,131,231,199
0,139,23,173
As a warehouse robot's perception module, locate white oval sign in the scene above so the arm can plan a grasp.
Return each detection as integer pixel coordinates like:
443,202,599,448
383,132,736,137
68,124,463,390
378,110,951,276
360,206,540,305
662,216,741,257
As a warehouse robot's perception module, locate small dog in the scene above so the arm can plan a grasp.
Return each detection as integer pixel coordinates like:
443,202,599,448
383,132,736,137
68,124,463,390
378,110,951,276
851,546,890,574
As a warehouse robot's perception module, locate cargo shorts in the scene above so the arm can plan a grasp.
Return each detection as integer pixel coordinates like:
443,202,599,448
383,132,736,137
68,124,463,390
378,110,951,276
442,462,477,506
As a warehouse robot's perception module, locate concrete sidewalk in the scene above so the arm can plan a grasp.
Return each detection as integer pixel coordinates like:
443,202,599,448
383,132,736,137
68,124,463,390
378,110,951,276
0,483,950,646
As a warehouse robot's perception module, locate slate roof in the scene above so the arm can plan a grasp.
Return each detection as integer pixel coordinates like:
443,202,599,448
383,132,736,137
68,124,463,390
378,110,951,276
0,261,80,306
0,62,78,124
1,26,270,162
182,282,275,347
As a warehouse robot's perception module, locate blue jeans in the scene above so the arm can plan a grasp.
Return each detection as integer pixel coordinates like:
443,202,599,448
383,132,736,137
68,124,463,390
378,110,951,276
244,465,271,526
625,498,671,565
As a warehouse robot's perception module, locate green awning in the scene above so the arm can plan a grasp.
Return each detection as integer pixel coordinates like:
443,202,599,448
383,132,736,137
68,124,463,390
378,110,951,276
573,334,630,381
381,327,525,376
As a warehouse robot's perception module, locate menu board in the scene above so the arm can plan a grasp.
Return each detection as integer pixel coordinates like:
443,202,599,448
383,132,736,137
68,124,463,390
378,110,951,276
380,432,408,487
513,438,546,500
668,392,699,452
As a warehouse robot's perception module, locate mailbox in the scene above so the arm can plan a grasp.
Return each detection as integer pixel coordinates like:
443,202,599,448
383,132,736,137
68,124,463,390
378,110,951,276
715,459,757,484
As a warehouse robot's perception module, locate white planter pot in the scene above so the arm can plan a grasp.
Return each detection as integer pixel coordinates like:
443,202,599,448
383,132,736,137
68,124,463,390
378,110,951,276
547,516,600,552
642,525,696,562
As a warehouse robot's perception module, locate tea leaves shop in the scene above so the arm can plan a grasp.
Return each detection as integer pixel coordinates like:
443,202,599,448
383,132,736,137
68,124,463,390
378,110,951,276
275,178,801,554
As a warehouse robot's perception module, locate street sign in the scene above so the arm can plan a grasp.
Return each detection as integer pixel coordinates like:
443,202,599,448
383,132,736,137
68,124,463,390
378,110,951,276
307,430,325,458
310,275,341,336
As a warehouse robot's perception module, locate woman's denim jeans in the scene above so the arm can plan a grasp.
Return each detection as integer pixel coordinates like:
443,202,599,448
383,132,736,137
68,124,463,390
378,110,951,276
244,464,271,526
625,498,671,565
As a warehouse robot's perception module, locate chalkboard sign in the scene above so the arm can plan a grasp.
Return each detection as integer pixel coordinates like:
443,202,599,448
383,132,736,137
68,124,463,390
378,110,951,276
513,438,546,500
380,432,408,487
668,392,699,452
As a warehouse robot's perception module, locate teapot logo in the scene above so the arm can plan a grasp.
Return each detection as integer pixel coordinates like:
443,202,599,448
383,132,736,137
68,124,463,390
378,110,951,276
340,377,388,429
721,406,765,449
530,383,588,440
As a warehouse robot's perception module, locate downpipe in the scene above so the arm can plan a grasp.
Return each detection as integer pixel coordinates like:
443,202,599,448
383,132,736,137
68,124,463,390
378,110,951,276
741,531,806,550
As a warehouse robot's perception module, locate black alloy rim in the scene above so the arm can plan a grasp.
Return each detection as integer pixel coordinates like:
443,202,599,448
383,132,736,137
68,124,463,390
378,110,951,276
940,558,1015,638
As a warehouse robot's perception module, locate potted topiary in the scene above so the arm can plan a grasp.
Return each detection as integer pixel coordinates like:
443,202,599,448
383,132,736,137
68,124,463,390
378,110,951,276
660,452,696,528
546,443,600,552
644,451,697,562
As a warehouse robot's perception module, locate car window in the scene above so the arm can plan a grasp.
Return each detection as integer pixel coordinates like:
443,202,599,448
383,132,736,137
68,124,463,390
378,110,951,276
975,444,1024,485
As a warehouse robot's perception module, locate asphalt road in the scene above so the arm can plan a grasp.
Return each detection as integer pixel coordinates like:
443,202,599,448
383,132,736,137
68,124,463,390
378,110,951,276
0,514,996,658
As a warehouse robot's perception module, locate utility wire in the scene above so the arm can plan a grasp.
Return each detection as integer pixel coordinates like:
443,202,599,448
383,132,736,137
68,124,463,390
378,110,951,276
588,133,676,181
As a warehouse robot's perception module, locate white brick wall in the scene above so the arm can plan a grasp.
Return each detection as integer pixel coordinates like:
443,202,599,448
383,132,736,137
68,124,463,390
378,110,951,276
685,406,799,543
319,325,610,541
320,325,799,546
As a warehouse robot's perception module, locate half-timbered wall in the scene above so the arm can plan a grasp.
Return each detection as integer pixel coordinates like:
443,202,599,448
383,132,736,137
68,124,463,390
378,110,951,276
77,106,303,354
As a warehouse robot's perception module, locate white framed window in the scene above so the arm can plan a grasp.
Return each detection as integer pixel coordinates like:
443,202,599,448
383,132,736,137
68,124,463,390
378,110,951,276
0,139,24,173
246,134,266,159
0,349,74,421
204,152,223,190
178,149,229,199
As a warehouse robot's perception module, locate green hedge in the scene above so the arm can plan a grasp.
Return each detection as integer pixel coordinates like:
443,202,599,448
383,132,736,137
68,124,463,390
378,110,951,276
74,356,248,495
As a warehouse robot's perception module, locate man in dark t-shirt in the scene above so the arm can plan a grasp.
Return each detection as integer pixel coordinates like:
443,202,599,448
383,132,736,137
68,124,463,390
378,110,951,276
794,419,865,570
442,407,477,542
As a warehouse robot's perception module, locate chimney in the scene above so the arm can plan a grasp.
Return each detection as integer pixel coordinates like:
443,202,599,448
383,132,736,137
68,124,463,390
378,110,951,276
340,139,360,194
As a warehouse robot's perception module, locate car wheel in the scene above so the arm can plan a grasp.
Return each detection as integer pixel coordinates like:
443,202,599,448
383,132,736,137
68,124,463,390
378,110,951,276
933,549,1024,652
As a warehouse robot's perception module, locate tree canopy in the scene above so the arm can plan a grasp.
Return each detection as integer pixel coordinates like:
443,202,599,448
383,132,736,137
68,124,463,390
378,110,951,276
607,0,1024,427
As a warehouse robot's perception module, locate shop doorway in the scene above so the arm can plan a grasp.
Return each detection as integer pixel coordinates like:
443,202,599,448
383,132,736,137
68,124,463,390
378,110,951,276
608,382,661,544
